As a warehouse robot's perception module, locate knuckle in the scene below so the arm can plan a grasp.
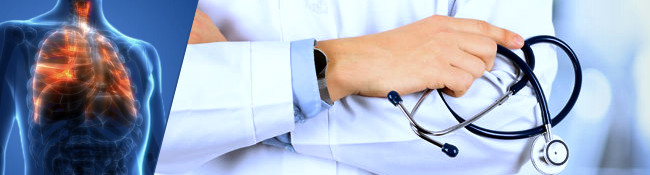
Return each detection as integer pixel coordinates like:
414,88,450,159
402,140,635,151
431,15,449,22
474,20,491,32
436,28,454,38
453,90,465,97
484,38,498,51
430,80,444,90
501,30,512,43
461,74,474,90
474,63,486,77
485,42,498,59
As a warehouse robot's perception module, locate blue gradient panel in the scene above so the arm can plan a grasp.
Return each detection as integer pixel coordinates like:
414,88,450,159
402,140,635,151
0,0,197,174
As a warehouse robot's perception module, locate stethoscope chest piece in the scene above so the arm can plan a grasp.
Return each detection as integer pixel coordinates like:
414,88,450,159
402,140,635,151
530,134,569,175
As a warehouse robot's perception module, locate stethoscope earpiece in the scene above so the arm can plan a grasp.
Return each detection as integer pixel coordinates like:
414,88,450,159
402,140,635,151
530,135,568,175
442,143,459,157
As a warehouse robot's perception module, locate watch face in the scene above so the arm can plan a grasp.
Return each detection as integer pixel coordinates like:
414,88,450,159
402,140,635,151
314,48,328,75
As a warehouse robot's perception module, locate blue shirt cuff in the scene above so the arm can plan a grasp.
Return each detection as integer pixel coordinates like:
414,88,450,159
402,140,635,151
261,133,295,152
262,39,332,152
290,39,331,123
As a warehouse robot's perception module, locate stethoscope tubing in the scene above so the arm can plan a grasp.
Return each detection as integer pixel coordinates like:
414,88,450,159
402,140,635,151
436,35,582,140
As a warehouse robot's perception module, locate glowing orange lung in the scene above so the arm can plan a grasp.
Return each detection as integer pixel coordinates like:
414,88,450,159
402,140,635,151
32,1,137,125
32,28,137,125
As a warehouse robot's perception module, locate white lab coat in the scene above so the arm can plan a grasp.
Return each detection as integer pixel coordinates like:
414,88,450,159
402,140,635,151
157,0,558,174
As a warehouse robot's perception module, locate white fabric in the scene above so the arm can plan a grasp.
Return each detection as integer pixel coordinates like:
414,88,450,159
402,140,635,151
156,0,558,174
157,42,295,173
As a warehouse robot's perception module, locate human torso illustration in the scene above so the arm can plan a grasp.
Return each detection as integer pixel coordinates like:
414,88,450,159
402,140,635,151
0,0,164,174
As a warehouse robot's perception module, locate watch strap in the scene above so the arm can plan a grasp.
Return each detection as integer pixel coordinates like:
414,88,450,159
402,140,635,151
314,44,333,105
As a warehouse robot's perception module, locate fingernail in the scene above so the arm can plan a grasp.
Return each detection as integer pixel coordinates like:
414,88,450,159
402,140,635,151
512,35,524,47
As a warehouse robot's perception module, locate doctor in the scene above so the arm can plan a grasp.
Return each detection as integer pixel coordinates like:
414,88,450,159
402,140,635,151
157,0,557,174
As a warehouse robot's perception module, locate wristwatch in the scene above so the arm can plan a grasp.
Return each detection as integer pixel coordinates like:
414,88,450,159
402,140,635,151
314,45,333,105
314,48,328,76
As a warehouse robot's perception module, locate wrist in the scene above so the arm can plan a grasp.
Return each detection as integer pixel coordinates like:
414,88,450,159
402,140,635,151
317,39,357,101
325,67,347,102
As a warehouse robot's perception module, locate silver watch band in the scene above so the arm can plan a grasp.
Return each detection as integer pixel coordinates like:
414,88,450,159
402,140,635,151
318,76,333,105
314,46,333,105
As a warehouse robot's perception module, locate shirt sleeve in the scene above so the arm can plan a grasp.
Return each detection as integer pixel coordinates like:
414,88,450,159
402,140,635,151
261,38,333,151
289,38,332,123
157,41,296,174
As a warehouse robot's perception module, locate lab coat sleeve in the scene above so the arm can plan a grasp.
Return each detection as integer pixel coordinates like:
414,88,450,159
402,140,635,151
156,41,295,173
291,0,558,174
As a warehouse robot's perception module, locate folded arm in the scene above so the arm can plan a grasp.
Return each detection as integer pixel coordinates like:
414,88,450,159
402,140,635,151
291,0,558,174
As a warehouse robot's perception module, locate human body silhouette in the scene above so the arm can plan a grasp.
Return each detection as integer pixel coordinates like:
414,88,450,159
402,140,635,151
0,0,165,174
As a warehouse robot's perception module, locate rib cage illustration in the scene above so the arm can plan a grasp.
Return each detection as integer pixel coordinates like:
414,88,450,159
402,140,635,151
32,27,137,125
25,2,143,174
32,1,137,125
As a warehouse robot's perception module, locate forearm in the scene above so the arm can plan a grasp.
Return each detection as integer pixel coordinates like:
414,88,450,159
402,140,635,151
156,42,295,173
315,15,525,104
0,88,15,175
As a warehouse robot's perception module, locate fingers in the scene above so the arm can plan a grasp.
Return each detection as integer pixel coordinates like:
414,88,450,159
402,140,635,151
452,32,497,70
438,66,474,97
440,15,524,49
447,49,486,78
195,9,206,18
193,10,210,29
188,9,227,44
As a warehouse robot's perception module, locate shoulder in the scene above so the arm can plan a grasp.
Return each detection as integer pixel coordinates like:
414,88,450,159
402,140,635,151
0,20,59,31
126,39,159,64
0,20,26,28
133,40,158,56
0,20,31,45
0,20,27,35
1,20,63,43
109,35,157,57
99,32,157,58
108,34,160,70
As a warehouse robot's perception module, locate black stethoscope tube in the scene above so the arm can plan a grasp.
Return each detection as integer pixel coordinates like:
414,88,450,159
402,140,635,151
438,35,582,140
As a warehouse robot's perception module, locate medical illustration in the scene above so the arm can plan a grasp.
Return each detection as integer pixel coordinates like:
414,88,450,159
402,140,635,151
0,0,165,174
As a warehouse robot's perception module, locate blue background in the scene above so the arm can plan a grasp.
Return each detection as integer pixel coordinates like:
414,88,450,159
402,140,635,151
0,0,197,174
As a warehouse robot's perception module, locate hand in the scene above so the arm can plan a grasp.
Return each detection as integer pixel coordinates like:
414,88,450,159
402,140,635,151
188,9,227,44
318,15,524,101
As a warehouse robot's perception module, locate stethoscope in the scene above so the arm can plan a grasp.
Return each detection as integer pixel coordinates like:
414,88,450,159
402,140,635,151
386,35,581,175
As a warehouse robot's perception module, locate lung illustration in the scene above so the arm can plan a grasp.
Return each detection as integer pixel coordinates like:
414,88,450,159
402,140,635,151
32,27,137,126
26,2,142,174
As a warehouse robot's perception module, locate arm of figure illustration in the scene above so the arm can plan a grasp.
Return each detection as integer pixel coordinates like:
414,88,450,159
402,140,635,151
290,0,558,174
142,43,166,175
0,21,18,175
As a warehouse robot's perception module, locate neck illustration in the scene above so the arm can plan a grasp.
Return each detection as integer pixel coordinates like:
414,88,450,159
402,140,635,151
73,1,91,33
43,0,109,31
